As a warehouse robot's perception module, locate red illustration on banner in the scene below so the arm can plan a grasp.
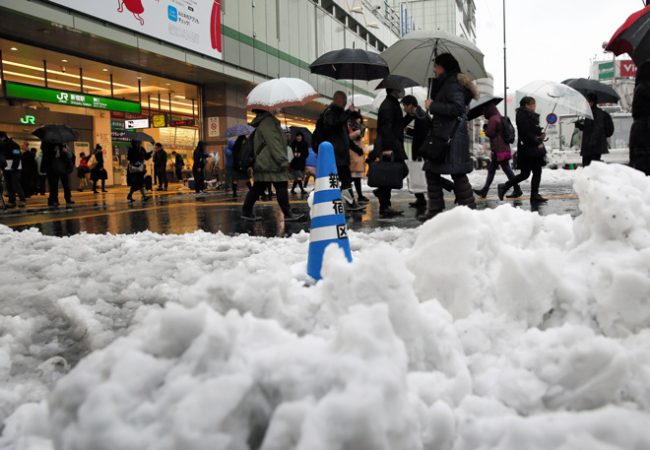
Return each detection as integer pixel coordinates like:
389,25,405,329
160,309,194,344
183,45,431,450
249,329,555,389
118,0,145,26
211,0,222,53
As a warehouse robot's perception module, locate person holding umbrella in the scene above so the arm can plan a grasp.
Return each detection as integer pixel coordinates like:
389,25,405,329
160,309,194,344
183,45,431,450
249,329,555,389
498,97,548,203
41,141,75,207
419,53,478,220
126,139,152,203
471,97,522,199
630,62,650,175
575,93,615,167
0,131,26,208
241,109,303,222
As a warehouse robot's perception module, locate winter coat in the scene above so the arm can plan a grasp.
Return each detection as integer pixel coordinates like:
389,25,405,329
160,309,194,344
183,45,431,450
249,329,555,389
484,104,512,162
318,104,352,166
90,150,107,181
576,106,613,158
403,106,431,160
174,153,185,168
21,149,37,176
127,144,151,188
41,142,74,176
630,79,650,175
423,72,478,174
251,111,289,182
289,140,309,171
154,149,168,172
1,139,22,171
192,145,206,171
371,94,407,162
516,107,546,171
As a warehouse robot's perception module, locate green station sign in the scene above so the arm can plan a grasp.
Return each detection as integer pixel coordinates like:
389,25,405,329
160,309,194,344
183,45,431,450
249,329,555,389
598,62,615,81
4,81,141,114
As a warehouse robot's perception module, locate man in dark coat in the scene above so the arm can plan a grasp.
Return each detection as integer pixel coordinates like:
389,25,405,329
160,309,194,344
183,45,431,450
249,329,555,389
0,132,26,208
172,151,185,182
420,53,478,220
315,91,364,211
630,62,650,175
369,88,408,218
402,95,430,208
153,143,169,191
498,97,547,203
575,93,614,167
20,144,37,198
42,142,75,207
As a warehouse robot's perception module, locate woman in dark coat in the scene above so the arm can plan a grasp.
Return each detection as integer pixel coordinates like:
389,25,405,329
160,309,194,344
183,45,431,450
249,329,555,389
289,132,309,195
629,62,650,176
126,140,152,202
420,53,478,220
90,144,108,193
192,141,207,194
498,97,547,203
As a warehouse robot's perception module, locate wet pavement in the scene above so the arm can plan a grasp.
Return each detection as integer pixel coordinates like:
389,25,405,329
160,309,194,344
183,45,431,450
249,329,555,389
0,180,580,237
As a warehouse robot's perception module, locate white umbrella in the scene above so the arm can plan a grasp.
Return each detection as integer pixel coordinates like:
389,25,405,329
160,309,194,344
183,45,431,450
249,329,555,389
347,94,375,109
247,78,320,111
381,30,488,86
517,80,593,120
372,86,428,111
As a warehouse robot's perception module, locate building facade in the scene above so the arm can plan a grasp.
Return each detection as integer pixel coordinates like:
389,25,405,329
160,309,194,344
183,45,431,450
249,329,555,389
389,0,477,41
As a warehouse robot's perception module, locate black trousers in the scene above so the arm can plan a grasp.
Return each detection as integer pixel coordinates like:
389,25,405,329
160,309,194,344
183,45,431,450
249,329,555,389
4,170,25,203
243,181,290,216
582,155,601,167
480,154,517,191
504,166,542,197
47,172,71,204
192,168,204,193
426,172,475,213
337,165,352,191
175,166,183,181
156,170,168,188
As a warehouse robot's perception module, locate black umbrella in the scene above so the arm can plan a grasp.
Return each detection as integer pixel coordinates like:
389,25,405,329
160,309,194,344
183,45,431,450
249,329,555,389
32,124,79,143
310,48,389,81
289,126,313,148
127,131,155,143
562,78,620,104
468,95,503,121
375,75,419,91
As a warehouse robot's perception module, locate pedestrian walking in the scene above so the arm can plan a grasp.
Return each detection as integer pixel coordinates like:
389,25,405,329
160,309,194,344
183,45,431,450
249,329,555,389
192,142,207,194
313,91,365,211
474,102,522,198
171,151,185,182
89,144,108,193
498,97,548,203
20,144,38,198
289,132,308,195
76,152,91,192
401,95,431,208
630,62,650,175
575,92,614,167
0,132,26,208
241,109,303,222
34,148,46,196
370,88,409,218
41,142,75,207
126,139,152,203
153,143,169,191
419,53,478,220
348,111,369,204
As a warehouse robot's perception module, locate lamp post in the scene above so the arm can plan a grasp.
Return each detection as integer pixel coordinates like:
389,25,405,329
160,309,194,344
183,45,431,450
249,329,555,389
503,0,508,117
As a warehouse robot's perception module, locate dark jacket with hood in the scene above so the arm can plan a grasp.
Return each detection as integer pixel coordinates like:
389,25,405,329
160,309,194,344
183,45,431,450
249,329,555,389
484,103,512,161
318,103,353,166
576,106,613,158
515,107,546,170
630,78,650,175
403,106,430,160
371,94,407,162
424,72,478,174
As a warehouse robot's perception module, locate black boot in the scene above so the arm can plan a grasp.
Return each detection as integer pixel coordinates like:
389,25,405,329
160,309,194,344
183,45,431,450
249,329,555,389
473,188,488,199
453,175,476,209
507,186,524,198
409,193,427,208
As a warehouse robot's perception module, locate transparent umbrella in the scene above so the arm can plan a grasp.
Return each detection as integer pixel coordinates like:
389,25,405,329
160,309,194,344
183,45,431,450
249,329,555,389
517,80,593,125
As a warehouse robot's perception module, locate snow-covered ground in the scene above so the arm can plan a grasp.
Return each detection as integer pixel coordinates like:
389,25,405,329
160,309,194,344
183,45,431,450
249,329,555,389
1,163,649,450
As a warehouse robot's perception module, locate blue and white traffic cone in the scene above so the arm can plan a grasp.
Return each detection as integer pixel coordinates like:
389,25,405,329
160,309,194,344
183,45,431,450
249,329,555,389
306,141,352,281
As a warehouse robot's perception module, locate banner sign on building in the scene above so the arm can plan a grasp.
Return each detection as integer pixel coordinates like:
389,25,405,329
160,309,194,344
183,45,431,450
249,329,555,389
5,81,141,114
125,118,150,129
620,60,637,78
598,62,615,80
47,0,222,60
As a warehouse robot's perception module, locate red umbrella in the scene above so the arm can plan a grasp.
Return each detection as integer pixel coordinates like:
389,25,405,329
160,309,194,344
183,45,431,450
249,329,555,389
606,5,650,58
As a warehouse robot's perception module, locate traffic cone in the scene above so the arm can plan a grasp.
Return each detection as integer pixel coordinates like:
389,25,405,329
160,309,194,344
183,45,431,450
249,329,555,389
306,141,352,281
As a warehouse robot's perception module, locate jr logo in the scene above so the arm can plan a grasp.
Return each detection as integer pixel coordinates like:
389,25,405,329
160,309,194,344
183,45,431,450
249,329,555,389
20,115,36,125
56,92,69,103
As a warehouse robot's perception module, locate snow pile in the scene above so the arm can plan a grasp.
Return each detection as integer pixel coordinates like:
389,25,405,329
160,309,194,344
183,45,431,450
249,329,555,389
1,163,650,449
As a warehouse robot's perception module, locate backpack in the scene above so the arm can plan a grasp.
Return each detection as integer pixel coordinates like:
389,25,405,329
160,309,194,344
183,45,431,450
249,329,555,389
502,116,516,145
237,130,257,173
603,111,614,138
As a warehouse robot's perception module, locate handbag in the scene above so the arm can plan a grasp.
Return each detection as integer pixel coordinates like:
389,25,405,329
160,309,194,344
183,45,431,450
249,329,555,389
368,155,408,189
406,160,427,194
420,117,462,163
128,162,145,174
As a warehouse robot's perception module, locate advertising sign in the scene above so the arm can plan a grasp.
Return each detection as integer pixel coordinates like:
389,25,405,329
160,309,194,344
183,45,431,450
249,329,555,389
598,62,615,81
125,118,150,129
152,114,167,128
5,81,141,114
169,119,195,127
620,60,637,78
47,0,222,60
